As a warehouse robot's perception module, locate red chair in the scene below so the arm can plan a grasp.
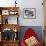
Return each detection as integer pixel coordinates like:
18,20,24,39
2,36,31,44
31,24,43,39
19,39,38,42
21,28,41,46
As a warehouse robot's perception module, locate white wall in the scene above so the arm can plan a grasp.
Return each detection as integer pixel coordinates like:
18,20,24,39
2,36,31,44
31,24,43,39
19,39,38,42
0,0,15,7
0,0,44,26
17,0,44,26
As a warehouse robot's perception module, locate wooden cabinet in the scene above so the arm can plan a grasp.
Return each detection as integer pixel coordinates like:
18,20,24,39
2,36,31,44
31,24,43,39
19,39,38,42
0,7,20,46
0,41,19,46
0,7,19,24
43,0,46,26
43,0,46,46
2,41,19,46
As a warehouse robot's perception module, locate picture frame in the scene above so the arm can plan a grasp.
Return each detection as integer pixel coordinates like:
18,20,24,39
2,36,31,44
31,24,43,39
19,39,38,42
23,8,36,19
2,10,9,15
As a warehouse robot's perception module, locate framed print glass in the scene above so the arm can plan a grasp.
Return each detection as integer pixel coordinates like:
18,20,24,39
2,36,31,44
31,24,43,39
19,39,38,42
23,8,36,19
2,10,9,15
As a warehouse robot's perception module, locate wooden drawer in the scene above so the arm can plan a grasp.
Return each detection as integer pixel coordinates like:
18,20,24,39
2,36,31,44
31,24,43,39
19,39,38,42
0,42,2,46
44,28,46,46
0,41,19,46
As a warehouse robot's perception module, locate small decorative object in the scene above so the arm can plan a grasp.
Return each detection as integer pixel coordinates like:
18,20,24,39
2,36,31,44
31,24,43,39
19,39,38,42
23,8,36,19
5,18,8,24
9,10,18,15
10,10,15,15
2,16,8,24
2,10,9,15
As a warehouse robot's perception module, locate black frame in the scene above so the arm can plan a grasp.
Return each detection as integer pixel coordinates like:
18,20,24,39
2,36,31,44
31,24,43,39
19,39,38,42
23,8,36,19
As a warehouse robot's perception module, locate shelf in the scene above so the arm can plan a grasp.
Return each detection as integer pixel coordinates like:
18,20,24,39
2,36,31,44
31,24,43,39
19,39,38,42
0,7,19,16
2,40,19,43
0,7,19,46
0,24,20,32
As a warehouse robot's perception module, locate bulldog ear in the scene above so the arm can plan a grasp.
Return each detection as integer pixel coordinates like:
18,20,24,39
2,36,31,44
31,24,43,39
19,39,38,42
25,38,31,46
25,39,28,43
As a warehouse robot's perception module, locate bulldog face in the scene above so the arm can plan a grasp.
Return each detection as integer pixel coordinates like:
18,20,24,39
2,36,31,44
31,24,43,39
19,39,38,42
25,36,38,46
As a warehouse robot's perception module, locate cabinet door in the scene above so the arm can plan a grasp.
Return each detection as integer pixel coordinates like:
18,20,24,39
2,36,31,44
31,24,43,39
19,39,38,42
3,42,18,46
0,15,1,24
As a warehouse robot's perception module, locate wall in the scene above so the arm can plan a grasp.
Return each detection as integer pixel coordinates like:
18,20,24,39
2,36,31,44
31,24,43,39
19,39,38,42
0,0,44,26
17,0,44,26
0,0,15,7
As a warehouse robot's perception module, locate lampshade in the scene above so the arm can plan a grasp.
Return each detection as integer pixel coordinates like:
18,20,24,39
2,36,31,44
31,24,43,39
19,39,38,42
13,28,17,32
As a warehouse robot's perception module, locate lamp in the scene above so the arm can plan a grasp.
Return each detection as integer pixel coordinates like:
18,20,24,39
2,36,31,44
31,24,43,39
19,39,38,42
13,28,18,41
15,0,17,7
14,28,17,32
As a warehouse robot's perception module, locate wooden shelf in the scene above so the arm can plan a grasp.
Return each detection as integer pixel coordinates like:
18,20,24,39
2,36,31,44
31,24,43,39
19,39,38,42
0,24,20,32
2,40,19,42
0,7,18,9
0,40,19,46
0,7,20,46
0,7,19,16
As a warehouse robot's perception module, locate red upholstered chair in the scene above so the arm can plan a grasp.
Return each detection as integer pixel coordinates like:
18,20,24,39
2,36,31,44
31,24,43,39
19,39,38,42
21,28,41,46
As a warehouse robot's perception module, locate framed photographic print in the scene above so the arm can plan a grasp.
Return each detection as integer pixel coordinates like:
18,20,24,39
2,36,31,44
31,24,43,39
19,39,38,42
23,8,36,19
2,10,9,15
